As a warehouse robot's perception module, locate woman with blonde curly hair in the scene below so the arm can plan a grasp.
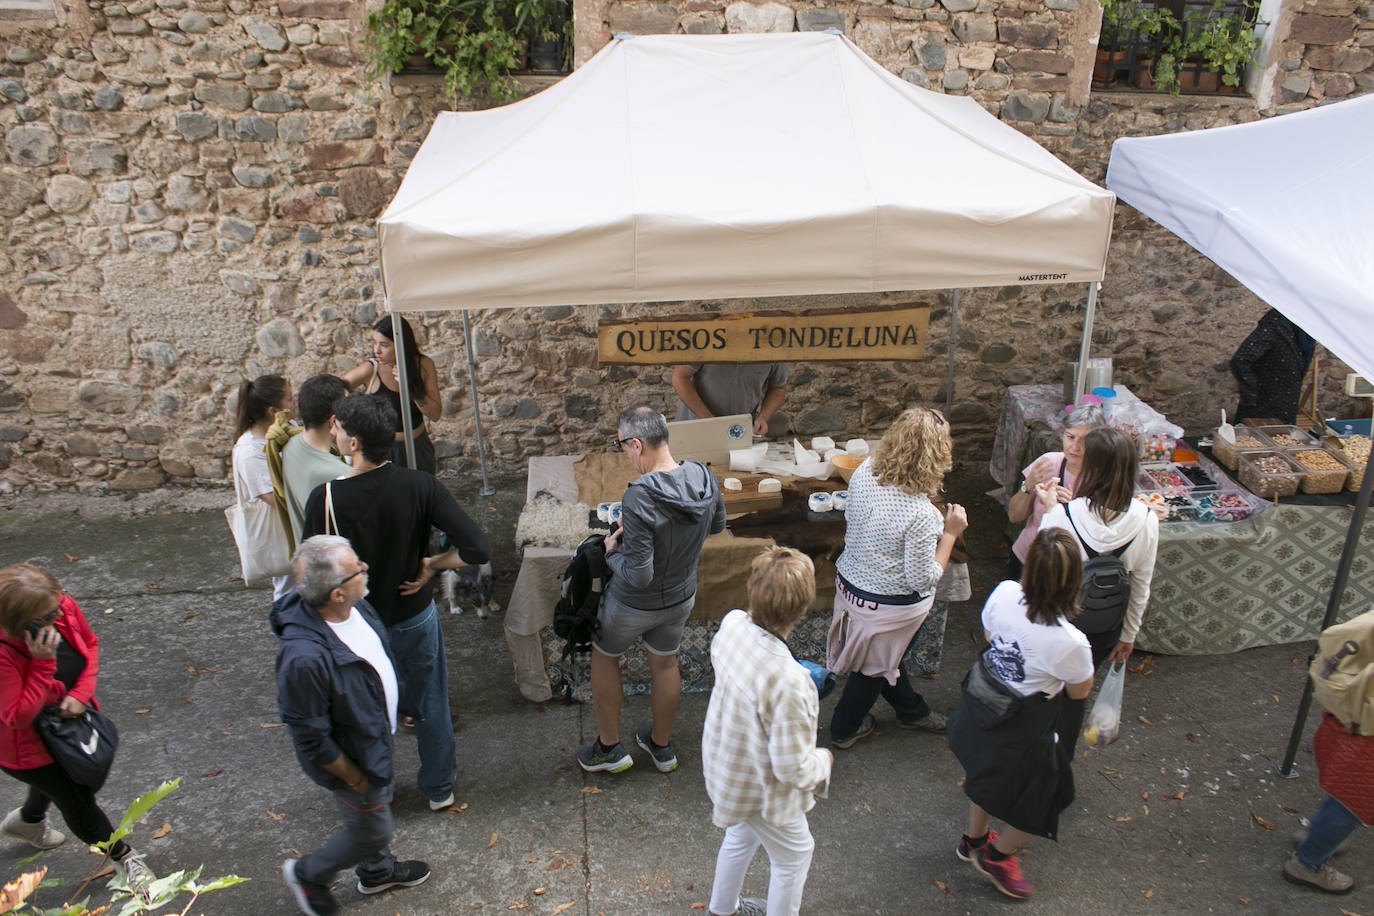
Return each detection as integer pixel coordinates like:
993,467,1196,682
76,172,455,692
825,407,968,748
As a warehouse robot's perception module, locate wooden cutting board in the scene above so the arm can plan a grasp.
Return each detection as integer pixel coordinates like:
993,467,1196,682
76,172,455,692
712,469,785,514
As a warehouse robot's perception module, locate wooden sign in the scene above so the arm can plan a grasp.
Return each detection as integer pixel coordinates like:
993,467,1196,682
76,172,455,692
597,304,930,365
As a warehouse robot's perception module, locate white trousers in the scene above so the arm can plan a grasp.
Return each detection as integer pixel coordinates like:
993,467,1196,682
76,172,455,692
708,812,814,916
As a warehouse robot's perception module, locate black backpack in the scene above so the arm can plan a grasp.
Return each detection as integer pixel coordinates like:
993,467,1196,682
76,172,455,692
1065,507,1135,635
553,534,612,657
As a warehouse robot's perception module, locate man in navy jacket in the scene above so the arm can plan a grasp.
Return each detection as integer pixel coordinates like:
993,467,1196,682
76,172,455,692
274,535,430,916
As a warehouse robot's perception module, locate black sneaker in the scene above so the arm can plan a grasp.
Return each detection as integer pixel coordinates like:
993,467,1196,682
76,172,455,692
577,741,633,773
283,858,340,916
357,859,431,895
634,723,678,773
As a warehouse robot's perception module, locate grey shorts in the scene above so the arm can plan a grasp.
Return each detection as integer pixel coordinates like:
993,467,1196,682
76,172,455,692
593,593,695,657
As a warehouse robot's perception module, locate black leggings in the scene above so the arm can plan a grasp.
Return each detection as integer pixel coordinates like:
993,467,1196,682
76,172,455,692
2,763,130,858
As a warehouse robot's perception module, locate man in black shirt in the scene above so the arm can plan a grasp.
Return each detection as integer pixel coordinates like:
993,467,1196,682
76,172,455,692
303,395,491,812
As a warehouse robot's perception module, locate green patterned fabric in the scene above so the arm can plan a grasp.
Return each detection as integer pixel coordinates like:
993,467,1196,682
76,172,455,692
1137,504,1374,655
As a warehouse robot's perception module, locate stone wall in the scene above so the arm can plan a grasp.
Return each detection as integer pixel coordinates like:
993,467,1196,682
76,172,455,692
0,0,1368,492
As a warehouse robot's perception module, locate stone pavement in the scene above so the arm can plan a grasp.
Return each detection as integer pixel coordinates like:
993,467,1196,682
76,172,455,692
0,468,1369,915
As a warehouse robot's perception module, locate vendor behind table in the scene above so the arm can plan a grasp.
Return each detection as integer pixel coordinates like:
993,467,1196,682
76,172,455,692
673,363,788,437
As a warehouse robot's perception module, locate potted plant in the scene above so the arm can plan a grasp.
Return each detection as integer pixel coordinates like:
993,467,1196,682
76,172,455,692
364,0,528,101
1098,0,1263,95
516,0,571,71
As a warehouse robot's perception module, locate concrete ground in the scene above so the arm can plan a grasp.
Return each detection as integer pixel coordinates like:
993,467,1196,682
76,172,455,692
0,465,1369,916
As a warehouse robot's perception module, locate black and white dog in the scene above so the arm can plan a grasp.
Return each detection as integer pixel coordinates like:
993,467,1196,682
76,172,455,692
439,563,499,618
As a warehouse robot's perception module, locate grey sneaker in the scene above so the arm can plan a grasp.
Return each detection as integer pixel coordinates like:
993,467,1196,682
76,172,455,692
115,851,156,903
898,710,948,733
635,723,678,773
831,714,876,749
1282,853,1354,894
283,858,340,916
0,807,65,849
736,897,767,916
577,741,633,773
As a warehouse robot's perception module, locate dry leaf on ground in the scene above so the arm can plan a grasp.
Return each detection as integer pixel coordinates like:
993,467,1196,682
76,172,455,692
266,810,285,821
0,867,46,911
1251,813,1276,831
487,833,498,848
152,822,171,839
581,786,603,795
932,879,954,898
552,904,575,915
1158,790,1188,801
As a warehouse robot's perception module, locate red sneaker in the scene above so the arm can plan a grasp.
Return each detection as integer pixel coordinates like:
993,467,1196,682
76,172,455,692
973,846,1034,899
956,828,1000,863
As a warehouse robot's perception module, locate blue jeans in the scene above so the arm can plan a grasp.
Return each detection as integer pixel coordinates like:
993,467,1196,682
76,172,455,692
387,602,455,803
1295,795,1361,870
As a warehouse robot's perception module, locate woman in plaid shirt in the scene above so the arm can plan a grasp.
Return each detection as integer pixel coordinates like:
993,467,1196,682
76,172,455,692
702,548,834,916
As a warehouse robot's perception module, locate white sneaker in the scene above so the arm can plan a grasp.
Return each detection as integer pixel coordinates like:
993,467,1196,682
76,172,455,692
116,850,156,902
428,792,454,811
1,807,65,849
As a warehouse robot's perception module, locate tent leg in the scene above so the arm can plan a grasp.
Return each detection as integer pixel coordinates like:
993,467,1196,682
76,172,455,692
1073,283,1099,403
944,290,959,417
1277,453,1374,777
462,309,496,497
391,311,418,470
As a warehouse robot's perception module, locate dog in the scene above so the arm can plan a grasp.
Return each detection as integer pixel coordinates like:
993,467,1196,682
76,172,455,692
439,562,499,618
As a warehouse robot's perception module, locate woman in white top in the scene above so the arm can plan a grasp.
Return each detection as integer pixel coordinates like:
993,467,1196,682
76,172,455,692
1004,403,1104,580
1038,425,1159,669
825,407,967,748
947,528,1095,900
231,375,294,598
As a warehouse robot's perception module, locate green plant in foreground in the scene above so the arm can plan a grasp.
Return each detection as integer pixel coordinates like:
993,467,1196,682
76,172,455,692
1,779,248,916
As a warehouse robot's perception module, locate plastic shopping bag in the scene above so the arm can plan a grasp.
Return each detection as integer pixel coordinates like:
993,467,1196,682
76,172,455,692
1082,662,1125,747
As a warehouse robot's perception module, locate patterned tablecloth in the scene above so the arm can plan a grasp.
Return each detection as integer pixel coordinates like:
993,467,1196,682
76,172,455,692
1136,504,1374,655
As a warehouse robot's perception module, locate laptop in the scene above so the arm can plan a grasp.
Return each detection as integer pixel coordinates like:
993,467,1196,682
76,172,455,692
667,414,753,468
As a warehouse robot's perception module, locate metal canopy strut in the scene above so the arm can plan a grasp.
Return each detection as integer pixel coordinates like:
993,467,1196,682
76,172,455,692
463,309,496,497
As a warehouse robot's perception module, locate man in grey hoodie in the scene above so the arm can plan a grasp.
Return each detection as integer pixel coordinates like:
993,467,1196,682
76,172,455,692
578,406,726,775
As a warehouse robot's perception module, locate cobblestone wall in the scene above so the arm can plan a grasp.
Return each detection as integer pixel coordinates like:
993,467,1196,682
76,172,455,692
0,0,1367,492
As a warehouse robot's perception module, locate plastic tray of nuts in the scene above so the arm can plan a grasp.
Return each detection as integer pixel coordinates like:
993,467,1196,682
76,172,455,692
1238,450,1305,499
1256,425,1319,450
1288,447,1352,494
1332,435,1370,492
1212,427,1271,470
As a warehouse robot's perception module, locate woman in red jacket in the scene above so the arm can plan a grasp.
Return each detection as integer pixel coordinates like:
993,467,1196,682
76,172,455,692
0,564,154,897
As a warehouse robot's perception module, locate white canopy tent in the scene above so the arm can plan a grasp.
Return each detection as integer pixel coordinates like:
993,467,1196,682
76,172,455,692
375,31,1117,482
1104,94,1374,777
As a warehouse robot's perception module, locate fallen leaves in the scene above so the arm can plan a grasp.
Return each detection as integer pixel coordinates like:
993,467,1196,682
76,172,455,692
1157,790,1188,801
580,786,603,795
259,722,284,728
449,803,470,815
1144,888,1155,899
1138,715,1155,726
64,554,79,563
546,858,573,871
266,810,285,821
551,904,575,915
152,822,171,839
0,867,46,911
932,879,954,898
1107,814,1132,822
145,583,160,590
487,832,498,848
135,708,150,715
200,769,222,778
1251,813,1276,831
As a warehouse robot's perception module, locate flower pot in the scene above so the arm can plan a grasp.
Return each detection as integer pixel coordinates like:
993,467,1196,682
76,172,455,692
1132,60,1156,89
1094,48,1128,87
1177,67,1241,93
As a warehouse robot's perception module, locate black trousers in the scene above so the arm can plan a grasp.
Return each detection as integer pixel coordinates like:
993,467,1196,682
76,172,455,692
2,762,129,858
830,666,932,739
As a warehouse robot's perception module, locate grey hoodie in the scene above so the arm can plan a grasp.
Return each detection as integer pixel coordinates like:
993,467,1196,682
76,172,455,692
606,459,726,611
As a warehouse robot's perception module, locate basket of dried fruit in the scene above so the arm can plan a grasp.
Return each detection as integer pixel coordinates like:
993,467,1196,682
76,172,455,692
1334,434,1370,492
1289,447,1352,495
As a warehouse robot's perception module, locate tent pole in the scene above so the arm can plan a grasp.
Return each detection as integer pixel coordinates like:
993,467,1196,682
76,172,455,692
390,310,418,470
945,290,959,417
462,309,496,497
1278,453,1374,777
1074,282,1099,402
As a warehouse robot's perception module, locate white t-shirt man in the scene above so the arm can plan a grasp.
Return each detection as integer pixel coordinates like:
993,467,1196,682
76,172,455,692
327,606,400,733
980,580,1093,698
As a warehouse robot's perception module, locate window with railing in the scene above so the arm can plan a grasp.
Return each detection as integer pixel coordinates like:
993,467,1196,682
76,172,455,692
1094,0,1263,95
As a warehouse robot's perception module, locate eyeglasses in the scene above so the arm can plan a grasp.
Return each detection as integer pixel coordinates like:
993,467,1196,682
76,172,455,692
608,435,638,451
333,569,364,592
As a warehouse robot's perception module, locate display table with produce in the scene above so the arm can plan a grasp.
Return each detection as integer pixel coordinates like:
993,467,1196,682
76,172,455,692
993,385,1374,655
503,450,967,702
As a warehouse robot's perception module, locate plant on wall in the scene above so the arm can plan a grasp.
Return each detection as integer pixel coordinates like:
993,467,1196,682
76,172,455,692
1099,0,1264,94
364,0,571,101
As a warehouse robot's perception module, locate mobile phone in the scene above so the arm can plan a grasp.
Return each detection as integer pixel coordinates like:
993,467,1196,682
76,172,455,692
23,622,42,638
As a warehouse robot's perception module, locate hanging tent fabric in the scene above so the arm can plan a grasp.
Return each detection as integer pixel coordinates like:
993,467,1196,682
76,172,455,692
377,31,1115,311
1105,94,1374,776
